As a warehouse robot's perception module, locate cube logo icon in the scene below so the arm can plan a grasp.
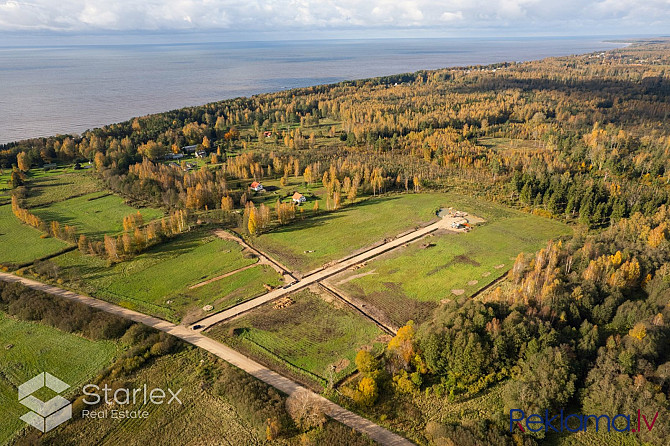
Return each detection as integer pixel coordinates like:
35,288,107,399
18,372,72,433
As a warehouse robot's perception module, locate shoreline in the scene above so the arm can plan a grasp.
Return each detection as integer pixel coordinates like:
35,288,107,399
1,37,636,145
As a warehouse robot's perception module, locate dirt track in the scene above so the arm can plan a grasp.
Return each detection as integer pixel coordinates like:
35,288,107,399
190,214,468,330
0,272,413,446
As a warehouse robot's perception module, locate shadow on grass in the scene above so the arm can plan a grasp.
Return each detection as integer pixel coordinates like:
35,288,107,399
262,195,405,236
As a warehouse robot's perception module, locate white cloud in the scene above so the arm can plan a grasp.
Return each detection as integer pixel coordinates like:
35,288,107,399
0,0,667,34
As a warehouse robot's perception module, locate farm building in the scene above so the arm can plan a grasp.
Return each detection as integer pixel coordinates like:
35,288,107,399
292,192,306,204
250,181,264,192
164,152,184,160
182,144,198,153
195,150,207,158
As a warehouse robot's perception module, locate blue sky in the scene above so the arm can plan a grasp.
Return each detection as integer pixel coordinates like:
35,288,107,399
0,0,668,39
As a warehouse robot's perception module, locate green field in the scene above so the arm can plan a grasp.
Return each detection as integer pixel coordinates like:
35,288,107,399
31,192,163,238
252,193,443,273
38,231,276,322
208,289,385,383
0,312,117,445
0,204,71,266
332,197,571,325
0,169,11,204
32,348,266,446
179,264,283,324
24,169,102,208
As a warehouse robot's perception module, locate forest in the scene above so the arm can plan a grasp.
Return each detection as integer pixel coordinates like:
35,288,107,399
1,39,669,445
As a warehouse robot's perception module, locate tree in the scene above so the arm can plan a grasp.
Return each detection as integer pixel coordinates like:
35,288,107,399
355,350,378,376
356,377,378,407
388,320,416,369
16,152,30,172
248,205,259,235
503,346,576,416
285,389,326,431
138,140,166,160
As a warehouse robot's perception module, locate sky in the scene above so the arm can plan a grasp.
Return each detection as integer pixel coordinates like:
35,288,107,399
0,0,668,40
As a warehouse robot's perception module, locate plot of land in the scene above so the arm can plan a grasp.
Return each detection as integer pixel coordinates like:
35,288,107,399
208,289,385,384
31,192,163,238
252,193,444,273
39,231,281,322
0,312,117,445
0,204,70,266
34,348,266,446
331,199,571,325
24,169,102,208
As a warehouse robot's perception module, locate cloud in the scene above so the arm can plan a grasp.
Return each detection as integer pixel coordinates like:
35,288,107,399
0,0,667,34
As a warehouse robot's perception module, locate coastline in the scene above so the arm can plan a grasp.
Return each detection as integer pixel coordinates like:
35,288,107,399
0,37,631,145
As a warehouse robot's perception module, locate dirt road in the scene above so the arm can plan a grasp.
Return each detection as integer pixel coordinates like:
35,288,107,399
192,214,466,330
0,272,413,446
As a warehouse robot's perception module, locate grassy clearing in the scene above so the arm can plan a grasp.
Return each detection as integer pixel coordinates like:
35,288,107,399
180,264,283,323
0,312,117,445
252,193,443,273
209,289,385,383
0,169,11,204
24,169,102,208
33,348,265,446
0,204,70,266
333,196,571,325
31,192,163,238
38,231,271,322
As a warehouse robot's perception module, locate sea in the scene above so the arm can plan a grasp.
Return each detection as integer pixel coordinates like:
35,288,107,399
0,37,627,144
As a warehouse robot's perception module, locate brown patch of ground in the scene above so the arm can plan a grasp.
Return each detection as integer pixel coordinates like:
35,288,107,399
374,334,392,343
467,280,479,286
332,358,350,373
482,271,491,277
451,289,465,296
494,264,505,269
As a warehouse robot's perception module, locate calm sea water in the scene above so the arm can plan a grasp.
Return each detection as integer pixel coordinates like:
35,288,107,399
0,37,625,144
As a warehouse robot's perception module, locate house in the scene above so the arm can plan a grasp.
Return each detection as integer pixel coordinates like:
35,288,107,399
263,131,272,138
182,145,198,153
164,152,184,160
292,192,306,204
195,150,207,158
250,181,264,192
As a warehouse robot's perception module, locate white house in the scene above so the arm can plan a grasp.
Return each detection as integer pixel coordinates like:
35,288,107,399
292,192,306,204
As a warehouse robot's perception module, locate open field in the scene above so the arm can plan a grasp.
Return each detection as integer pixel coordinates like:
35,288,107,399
24,169,102,208
331,198,571,325
31,192,163,238
0,205,71,266
0,169,11,204
251,193,444,273
35,231,278,322
208,289,385,383
477,136,548,152
32,348,266,446
181,264,283,323
0,312,117,445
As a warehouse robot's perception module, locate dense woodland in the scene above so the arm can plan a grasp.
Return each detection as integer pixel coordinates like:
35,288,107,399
2,40,670,444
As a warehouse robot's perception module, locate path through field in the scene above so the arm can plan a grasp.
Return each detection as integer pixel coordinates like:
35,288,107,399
193,214,468,330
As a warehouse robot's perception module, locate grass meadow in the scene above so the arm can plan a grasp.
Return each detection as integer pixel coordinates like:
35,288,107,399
31,192,163,238
208,289,385,385
251,193,444,273
36,231,281,322
0,205,71,266
24,169,102,208
331,195,572,325
0,312,117,445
